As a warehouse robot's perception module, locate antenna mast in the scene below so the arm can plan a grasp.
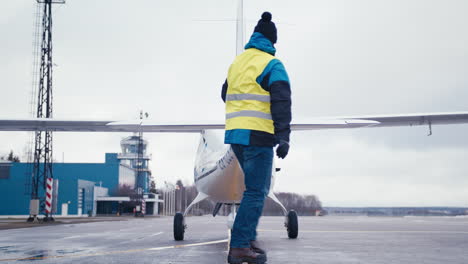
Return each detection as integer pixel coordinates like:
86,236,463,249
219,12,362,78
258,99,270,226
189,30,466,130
236,0,245,56
28,0,65,223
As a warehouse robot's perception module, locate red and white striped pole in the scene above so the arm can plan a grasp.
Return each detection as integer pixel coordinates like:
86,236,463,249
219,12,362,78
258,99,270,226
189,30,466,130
45,178,53,215
141,199,146,215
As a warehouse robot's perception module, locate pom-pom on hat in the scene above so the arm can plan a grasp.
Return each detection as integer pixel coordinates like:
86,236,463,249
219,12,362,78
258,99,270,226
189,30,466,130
254,12,277,44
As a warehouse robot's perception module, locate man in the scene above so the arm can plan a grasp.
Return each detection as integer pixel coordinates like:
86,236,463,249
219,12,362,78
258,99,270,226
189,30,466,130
221,11,292,264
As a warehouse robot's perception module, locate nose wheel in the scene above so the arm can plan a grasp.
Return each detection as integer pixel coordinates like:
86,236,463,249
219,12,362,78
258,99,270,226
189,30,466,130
286,210,298,239
174,212,185,241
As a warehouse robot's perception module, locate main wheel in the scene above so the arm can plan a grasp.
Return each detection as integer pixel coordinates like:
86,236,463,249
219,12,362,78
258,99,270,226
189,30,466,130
286,210,298,239
173,212,185,241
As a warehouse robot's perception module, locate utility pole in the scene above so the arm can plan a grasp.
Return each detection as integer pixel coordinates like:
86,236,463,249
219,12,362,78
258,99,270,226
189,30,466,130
134,110,149,217
135,111,144,217
179,186,182,212
184,187,187,213
28,0,65,223
172,189,175,215
170,189,173,215
164,191,167,215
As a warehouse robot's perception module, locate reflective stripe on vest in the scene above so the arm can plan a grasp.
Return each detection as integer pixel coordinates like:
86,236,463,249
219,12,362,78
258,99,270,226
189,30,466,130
226,94,271,102
226,110,272,120
226,49,275,134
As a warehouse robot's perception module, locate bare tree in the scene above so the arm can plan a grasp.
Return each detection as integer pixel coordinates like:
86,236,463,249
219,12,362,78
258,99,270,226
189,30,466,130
170,181,322,216
4,150,20,162
149,180,157,194
263,192,322,216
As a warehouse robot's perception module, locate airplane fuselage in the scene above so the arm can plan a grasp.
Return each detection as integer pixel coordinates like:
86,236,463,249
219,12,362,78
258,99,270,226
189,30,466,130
193,131,275,203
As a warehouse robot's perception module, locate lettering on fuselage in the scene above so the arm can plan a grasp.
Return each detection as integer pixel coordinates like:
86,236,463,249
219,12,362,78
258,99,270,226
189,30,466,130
193,148,235,183
217,148,235,170
194,167,217,182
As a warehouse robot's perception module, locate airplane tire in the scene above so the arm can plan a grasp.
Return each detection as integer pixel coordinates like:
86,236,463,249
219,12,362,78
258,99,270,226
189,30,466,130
287,210,298,239
174,212,185,241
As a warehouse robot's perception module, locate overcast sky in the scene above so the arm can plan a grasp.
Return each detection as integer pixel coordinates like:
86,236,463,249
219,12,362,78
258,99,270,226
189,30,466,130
1,0,468,207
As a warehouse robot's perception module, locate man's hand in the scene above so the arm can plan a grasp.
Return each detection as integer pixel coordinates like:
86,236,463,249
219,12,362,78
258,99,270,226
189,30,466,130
276,140,290,159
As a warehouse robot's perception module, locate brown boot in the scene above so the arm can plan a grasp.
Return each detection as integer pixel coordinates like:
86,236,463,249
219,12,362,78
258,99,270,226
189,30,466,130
250,241,266,255
227,247,267,264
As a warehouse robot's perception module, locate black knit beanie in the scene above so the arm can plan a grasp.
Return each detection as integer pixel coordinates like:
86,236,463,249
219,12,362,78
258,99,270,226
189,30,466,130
254,12,277,44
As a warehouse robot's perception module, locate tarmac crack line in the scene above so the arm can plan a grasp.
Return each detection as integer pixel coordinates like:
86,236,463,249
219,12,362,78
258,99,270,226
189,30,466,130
0,239,229,262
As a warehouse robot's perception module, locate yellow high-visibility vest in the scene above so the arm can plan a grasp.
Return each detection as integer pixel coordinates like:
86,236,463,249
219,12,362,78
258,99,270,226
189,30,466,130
226,48,275,134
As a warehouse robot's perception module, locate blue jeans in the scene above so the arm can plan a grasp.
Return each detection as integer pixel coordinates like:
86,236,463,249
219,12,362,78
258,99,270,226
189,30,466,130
230,144,273,248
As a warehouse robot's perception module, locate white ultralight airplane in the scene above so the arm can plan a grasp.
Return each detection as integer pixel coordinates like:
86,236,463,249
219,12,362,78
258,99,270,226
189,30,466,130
2,0,468,241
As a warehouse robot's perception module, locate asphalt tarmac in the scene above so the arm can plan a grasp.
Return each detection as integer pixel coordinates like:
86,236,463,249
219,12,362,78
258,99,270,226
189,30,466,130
0,215,467,263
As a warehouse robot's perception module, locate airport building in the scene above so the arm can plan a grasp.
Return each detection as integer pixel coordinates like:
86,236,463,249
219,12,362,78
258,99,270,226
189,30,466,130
0,136,162,217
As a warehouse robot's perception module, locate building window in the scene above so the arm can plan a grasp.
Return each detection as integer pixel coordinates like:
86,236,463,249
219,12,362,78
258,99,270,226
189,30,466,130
0,164,11,179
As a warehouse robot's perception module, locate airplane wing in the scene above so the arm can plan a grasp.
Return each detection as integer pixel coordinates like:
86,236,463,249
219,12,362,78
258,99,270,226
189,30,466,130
291,111,468,131
1,112,468,132
0,119,223,133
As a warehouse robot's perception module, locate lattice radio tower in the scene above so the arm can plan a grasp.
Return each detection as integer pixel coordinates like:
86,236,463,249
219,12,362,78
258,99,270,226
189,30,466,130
27,0,65,223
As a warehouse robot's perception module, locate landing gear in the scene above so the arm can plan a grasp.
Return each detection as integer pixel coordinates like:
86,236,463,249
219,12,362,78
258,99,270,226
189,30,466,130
286,210,298,239
173,212,185,241
268,192,299,239
172,192,209,241
212,202,223,217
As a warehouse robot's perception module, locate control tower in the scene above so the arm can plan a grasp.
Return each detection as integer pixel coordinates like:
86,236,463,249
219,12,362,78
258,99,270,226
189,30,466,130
117,135,151,193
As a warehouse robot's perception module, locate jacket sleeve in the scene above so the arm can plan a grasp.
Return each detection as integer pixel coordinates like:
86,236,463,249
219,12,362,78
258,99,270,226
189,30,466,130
221,79,228,103
268,61,292,144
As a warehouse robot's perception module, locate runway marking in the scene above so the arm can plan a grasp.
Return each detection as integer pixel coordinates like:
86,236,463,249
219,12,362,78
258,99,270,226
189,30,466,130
0,239,228,262
63,235,84,240
227,229,231,251
148,231,164,237
258,229,468,234
125,232,164,243
63,231,116,240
